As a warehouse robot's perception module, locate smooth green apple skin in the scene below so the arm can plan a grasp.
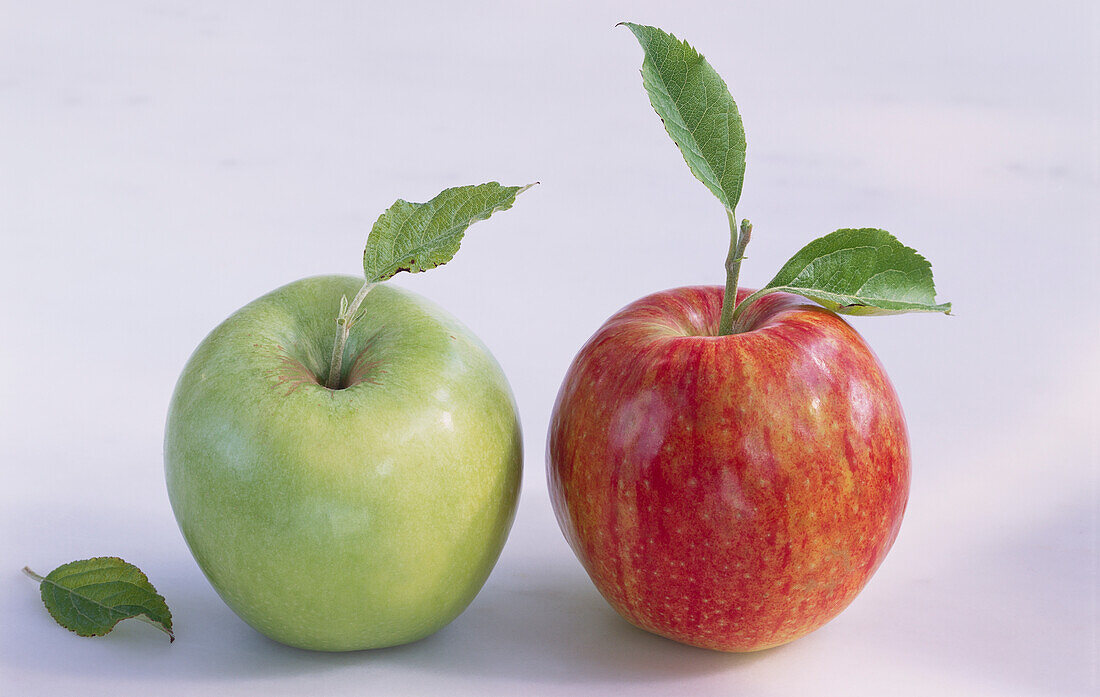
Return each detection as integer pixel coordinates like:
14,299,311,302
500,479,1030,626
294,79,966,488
165,275,521,651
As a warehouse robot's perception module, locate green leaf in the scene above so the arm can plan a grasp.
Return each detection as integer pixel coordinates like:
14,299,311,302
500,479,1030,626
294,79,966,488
621,22,746,213
24,557,174,642
757,228,952,315
363,182,534,283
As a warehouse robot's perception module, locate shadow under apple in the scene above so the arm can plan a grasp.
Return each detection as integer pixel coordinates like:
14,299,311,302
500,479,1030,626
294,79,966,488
2,499,763,686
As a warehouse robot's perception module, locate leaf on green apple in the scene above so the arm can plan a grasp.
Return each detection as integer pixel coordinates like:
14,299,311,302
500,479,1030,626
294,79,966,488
759,228,952,315
24,557,174,642
621,22,746,213
363,182,535,283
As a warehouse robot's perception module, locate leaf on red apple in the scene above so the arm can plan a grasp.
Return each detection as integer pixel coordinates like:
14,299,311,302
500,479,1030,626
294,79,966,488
759,228,952,315
363,182,535,283
24,557,174,642
621,22,746,214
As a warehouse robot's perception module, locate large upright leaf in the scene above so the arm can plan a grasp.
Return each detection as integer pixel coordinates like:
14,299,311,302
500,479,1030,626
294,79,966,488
758,228,952,315
24,557,174,641
622,23,746,212
363,182,533,283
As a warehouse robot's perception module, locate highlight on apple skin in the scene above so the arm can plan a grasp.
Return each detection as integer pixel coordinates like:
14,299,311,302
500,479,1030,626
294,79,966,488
548,286,909,652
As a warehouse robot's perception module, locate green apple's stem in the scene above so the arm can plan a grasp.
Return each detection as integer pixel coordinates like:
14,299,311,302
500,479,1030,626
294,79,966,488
325,280,377,389
718,215,752,336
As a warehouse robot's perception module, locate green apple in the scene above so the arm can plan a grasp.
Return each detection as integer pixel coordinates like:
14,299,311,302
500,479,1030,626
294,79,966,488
164,274,521,650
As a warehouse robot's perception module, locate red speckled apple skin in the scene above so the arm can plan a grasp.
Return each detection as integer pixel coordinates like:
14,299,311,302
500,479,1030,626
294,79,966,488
547,286,910,652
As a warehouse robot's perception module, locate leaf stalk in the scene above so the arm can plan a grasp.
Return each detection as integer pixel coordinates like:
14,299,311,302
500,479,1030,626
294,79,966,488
729,286,774,331
22,566,45,583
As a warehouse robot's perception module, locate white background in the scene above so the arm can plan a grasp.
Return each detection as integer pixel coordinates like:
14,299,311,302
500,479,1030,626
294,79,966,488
2,1,1096,695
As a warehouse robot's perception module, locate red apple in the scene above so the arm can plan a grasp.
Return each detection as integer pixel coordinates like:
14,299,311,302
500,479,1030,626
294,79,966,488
547,285,910,652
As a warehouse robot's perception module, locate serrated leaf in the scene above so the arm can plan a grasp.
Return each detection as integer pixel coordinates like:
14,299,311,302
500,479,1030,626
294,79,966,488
621,22,746,213
761,228,951,315
363,182,533,283
25,557,174,642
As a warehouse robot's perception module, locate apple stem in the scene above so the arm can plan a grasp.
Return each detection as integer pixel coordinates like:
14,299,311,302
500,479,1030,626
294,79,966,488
718,215,752,336
325,280,377,389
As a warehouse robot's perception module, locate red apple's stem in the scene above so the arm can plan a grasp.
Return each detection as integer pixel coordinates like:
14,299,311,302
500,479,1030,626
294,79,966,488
325,280,377,390
718,216,752,336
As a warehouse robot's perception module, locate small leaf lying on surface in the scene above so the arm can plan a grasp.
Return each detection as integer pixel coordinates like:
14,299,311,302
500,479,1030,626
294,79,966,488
24,557,174,642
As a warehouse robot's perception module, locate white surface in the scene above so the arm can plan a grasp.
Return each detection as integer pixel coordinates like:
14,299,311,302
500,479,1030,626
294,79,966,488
1,1,1097,695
